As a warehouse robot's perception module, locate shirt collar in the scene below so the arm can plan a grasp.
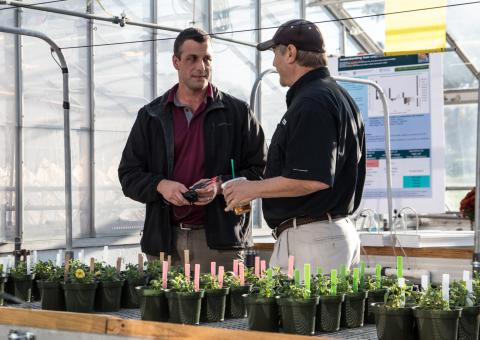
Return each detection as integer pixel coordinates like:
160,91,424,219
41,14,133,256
286,67,330,107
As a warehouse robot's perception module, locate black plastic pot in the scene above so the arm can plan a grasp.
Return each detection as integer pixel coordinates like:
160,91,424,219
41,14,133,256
458,306,480,340
165,290,181,323
121,277,144,308
316,294,345,332
13,276,33,302
62,282,97,313
38,280,65,311
341,291,368,328
200,287,230,322
95,280,124,312
277,296,319,336
136,286,169,322
372,303,415,340
365,288,387,324
244,295,279,332
225,285,251,319
178,290,204,325
414,308,461,340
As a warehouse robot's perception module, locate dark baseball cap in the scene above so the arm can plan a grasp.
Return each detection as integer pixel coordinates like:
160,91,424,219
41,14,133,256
257,19,325,53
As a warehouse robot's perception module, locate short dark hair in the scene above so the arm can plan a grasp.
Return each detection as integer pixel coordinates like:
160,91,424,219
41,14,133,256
173,27,211,58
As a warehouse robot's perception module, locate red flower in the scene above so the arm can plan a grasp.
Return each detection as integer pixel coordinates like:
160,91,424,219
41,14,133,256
460,188,476,222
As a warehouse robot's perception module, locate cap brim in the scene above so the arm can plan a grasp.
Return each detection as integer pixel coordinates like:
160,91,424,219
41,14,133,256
256,39,275,51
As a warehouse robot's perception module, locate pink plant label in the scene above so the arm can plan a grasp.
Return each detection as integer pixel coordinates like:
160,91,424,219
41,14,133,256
162,261,168,289
211,261,216,277
255,256,260,277
194,264,200,292
239,263,245,286
260,260,266,276
218,266,224,288
288,255,294,279
233,259,239,276
185,263,190,282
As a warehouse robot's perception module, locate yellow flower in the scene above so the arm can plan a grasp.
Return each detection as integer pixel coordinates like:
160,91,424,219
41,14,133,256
75,268,85,279
95,271,101,277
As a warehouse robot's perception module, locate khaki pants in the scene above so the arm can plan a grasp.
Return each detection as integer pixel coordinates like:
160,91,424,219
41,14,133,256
147,227,243,273
269,217,360,276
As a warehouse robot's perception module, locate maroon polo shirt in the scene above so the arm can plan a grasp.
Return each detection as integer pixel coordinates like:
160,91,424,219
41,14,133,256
167,83,213,225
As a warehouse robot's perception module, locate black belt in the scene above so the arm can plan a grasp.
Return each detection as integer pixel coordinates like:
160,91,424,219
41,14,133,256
175,223,204,231
272,214,346,240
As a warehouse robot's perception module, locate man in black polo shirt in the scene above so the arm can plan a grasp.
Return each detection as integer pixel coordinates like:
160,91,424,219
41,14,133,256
223,19,365,273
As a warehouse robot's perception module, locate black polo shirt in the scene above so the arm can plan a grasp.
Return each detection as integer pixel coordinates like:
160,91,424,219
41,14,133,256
262,67,366,229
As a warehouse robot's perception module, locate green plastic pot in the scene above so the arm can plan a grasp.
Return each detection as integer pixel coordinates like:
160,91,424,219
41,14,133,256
165,290,181,323
136,286,169,322
225,285,251,319
121,278,144,308
200,287,230,322
178,290,204,325
316,294,345,332
38,281,65,311
277,296,319,336
95,280,124,312
372,303,415,340
341,290,368,328
62,282,97,313
458,306,480,340
244,295,279,332
13,276,33,303
364,288,388,324
414,308,461,340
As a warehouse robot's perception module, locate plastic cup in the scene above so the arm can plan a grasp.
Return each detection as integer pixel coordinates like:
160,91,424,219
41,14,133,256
221,177,251,215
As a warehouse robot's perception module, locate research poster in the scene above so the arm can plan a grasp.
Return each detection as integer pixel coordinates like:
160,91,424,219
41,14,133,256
331,54,445,214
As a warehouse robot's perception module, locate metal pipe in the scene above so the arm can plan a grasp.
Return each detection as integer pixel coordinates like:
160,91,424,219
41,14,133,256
0,25,73,257
473,81,480,273
0,0,257,48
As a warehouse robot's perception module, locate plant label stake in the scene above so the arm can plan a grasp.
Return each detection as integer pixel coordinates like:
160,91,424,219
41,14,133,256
218,266,224,288
185,263,190,282
26,255,31,275
33,251,37,265
138,254,144,273
194,264,200,292
116,257,122,273
360,261,365,288
353,267,359,292
233,259,239,276
467,279,473,293
294,269,300,286
331,269,337,295
396,256,403,278
211,262,216,277
398,278,406,307
103,246,109,265
266,268,273,281
162,261,168,289
463,270,470,283
58,249,63,265
316,267,323,276
64,253,71,282
304,264,311,296
421,275,429,291
239,263,245,286
288,255,294,279
167,255,171,268
260,260,266,277
442,274,449,302
254,256,260,277
90,258,95,274
56,253,61,267
184,250,189,265
375,264,382,289
160,252,165,263
78,249,85,264
340,264,347,280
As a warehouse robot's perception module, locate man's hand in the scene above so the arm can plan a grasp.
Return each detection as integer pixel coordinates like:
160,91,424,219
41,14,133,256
192,178,221,206
222,179,257,212
157,179,190,206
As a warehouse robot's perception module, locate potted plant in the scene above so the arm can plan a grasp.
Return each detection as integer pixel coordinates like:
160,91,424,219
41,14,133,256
31,260,52,301
372,281,416,340
10,261,33,302
38,263,65,311
363,275,388,324
62,260,97,313
199,273,229,322
171,273,204,325
136,278,169,322
223,271,250,318
340,271,368,328
313,273,344,332
450,280,478,340
244,275,280,332
121,263,145,308
414,286,461,340
94,264,125,312
277,282,319,336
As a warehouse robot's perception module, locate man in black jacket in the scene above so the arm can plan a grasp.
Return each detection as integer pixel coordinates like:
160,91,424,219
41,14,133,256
118,27,266,270
223,20,365,274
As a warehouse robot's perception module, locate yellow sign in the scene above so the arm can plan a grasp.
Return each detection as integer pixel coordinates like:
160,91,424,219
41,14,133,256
385,0,446,56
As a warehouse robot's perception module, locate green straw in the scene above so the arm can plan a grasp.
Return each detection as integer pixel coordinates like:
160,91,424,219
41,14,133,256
230,159,235,179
